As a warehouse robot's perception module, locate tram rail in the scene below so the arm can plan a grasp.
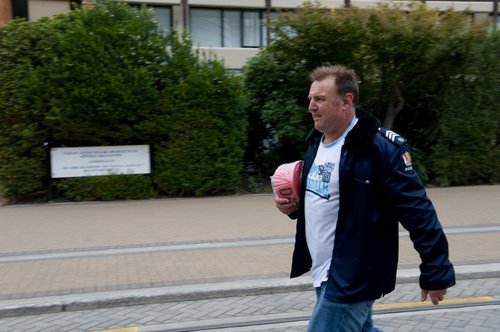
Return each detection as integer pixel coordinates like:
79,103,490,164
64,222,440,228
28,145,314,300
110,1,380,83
128,298,500,332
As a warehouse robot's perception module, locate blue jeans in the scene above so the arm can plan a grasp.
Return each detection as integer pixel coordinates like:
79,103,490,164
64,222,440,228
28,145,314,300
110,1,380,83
307,281,383,332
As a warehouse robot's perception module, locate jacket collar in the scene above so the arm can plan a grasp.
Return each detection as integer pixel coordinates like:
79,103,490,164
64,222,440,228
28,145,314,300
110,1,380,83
306,108,381,150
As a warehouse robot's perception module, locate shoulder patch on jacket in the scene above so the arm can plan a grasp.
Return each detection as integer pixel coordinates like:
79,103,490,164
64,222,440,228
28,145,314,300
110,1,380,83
401,150,414,172
379,128,407,146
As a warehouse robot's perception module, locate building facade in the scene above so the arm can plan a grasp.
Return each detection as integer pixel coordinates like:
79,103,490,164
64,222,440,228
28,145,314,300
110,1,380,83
1,0,498,69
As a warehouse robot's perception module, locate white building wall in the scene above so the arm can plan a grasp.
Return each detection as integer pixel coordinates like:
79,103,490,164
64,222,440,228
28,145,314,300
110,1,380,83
196,47,260,70
20,0,499,69
28,0,70,20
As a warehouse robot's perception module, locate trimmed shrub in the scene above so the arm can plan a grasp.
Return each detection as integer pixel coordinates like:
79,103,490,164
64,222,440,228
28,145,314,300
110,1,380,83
153,46,247,196
0,1,166,200
0,0,247,201
54,175,155,201
0,18,60,199
428,30,500,186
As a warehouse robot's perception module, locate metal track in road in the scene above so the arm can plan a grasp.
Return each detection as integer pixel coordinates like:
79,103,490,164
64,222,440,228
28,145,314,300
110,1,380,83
137,299,500,332
1,224,500,263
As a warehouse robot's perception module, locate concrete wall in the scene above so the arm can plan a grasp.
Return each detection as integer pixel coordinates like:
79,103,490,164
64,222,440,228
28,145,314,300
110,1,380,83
28,0,69,21
196,47,260,70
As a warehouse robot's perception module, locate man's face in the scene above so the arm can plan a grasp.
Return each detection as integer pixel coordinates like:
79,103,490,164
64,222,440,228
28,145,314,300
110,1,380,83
308,77,345,142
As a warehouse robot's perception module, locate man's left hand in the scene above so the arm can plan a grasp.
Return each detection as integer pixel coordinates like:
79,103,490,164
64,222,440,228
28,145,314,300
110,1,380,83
421,289,447,305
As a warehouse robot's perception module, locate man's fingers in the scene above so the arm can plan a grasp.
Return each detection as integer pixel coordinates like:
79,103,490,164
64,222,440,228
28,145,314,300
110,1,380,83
275,197,290,205
275,198,297,215
431,293,442,305
422,289,447,305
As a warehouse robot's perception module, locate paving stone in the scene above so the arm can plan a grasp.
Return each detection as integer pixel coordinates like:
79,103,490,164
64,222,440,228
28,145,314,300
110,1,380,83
0,186,498,331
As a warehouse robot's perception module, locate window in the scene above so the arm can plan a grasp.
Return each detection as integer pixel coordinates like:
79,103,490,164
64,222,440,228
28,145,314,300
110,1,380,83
12,0,28,20
263,11,282,45
242,11,260,47
191,8,222,47
224,11,241,47
152,6,172,36
128,4,172,36
190,8,267,48
491,13,500,31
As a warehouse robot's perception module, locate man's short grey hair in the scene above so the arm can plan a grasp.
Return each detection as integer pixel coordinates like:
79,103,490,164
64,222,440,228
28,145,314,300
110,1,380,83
309,65,359,104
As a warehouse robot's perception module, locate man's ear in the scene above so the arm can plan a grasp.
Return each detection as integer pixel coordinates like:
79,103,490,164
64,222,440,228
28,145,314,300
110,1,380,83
343,93,354,108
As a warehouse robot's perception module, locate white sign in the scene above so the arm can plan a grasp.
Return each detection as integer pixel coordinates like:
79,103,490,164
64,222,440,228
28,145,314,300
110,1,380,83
50,145,151,178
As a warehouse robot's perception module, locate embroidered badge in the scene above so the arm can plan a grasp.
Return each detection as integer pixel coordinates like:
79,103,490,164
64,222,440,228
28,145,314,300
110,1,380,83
402,151,413,172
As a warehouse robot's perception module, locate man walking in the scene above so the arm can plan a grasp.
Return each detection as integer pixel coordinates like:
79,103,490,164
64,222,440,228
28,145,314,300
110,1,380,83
275,65,455,331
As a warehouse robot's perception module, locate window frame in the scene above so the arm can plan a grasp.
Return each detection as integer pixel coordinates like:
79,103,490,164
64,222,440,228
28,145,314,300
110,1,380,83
152,5,173,36
128,3,173,36
190,7,267,48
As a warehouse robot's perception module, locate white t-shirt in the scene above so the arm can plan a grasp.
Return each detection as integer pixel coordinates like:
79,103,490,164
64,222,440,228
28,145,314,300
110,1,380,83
305,117,358,287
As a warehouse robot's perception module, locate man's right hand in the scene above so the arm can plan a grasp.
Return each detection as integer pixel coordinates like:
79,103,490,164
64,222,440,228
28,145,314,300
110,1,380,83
421,289,447,305
275,197,298,215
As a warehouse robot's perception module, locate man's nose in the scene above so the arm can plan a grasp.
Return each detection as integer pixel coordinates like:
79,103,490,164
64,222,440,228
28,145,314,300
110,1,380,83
308,100,317,112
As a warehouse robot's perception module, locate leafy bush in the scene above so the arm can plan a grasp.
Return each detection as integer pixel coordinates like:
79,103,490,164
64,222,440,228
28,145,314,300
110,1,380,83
0,1,166,200
0,18,59,199
55,175,155,201
428,30,500,186
243,2,498,185
153,42,247,196
0,0,247,202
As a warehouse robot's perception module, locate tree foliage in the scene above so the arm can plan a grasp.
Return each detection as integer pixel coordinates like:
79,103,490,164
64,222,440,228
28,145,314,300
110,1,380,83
244,2,498,185
428,30,500,185
152,38,247,196
0,0,247,201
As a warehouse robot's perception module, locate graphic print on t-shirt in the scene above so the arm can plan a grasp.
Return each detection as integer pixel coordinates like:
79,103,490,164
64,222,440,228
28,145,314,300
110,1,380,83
306,162,335,200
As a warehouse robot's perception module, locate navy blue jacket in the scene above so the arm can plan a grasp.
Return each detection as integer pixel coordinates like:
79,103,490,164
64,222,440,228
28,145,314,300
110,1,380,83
290,109,455,303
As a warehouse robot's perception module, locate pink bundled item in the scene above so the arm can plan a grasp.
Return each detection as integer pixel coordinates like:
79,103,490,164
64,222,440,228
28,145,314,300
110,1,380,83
271,160,304,203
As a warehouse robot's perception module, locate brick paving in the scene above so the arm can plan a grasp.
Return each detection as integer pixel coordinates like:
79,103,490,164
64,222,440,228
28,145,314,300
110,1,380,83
0,185,498,331
0,185,498,301
0,277,498,331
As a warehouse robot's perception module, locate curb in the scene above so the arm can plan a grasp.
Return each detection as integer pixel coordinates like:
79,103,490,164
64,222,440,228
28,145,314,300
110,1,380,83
1,263,500,319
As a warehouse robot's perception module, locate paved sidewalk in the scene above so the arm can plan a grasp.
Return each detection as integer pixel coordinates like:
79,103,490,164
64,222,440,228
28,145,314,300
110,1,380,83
0,185,499,317
1,276,499,331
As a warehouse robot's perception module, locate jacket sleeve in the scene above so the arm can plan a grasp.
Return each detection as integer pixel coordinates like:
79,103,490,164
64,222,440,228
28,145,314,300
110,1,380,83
380,140,456,291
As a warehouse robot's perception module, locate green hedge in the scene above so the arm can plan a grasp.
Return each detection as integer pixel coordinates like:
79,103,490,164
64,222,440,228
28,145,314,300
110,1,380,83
0,0,247,202
54,175,155,201
152,50,246,196
243,3,500,185
428,30,500,186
